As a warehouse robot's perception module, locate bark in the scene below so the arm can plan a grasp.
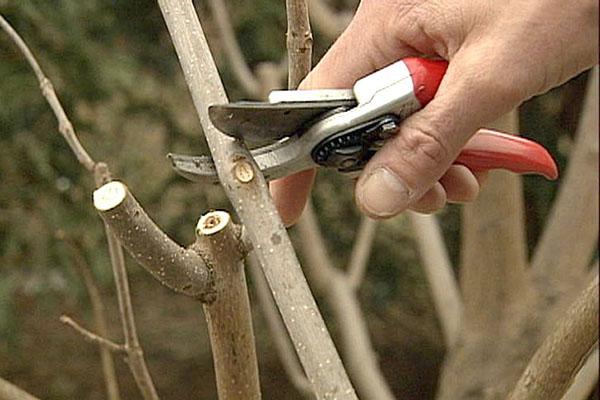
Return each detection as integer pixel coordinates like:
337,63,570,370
191,211,261,400
508,276,599,400
561,345,599,400
297,203,396,400
158,1,356,398
247,254,314,398
286,0,312,88
93,180,215,302
0,378,40,400
408,212,462,348
532,67,599,298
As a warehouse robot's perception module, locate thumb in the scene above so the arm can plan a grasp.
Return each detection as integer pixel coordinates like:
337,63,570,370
355,47,522,218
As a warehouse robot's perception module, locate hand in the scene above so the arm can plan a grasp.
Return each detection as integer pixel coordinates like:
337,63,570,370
271,0,598,225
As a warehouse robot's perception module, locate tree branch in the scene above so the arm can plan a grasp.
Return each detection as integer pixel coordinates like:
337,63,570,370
0,377,40,400
297,202,396,400
60,315,127,354
408,212,462,348
286,0,313,88
207,0,262,98
191,211,261,400
0,14,94,171
93,180,215,301
346,217,378,290
532,67,599,294
247,254,314,398
59,235,121,400
508,275,599,400
158,1,356,397
561,344,599,400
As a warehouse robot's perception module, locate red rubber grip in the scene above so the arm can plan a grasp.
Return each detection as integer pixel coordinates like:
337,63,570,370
402,57,558,180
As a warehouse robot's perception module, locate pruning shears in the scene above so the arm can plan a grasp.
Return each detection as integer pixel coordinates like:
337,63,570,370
169,58,558,183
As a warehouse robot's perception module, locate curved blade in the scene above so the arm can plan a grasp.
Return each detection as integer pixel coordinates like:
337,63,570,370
208,100,354,143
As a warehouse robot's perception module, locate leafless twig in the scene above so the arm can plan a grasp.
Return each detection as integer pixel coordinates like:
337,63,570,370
346,217,378,289
59,235,121,400
60,315,127,354
0,14,94,171
408,212,462,348
1,15,168,399
286,0,312,88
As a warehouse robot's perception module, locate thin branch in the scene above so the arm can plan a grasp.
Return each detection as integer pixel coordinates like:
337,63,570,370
0,377,40,400
0,14,94,171
346,217,378,289
508,275,599,400
60,235,121,400
101,214,160,400
60,315,127,354
286,0,313,88
207,0,261,98
246,254,314,398
532,67,599,292
158,1,356,397
297,202,396,400
191,211,261,400
561,344,599,400
93,179,215,301
408,212,462,348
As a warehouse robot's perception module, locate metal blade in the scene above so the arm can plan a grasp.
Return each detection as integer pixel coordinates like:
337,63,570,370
208,100,355,143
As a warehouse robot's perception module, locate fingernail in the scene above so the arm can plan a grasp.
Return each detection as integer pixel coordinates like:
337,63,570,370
358,168,410,217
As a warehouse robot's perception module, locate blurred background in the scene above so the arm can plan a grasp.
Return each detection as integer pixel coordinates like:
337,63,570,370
0,1,592,399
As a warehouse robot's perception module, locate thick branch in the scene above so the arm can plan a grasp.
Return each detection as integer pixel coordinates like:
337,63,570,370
158,1,356,398
286,0,313,88
247,254,314,398
191,211,261,400
0,14,94,171
408,212,462,348
297,203,396,400
346,217,378,289
532,67,599,292
0,378,40,400
208,0,261,98
508,276,599,400
93,181,215,301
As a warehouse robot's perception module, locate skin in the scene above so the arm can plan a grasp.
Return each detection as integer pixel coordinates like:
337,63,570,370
271,0,598,225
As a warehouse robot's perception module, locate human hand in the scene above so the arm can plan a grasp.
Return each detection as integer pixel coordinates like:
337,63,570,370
271,0,598,225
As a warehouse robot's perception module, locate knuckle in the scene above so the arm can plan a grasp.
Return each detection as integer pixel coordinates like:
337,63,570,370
394,125,451,170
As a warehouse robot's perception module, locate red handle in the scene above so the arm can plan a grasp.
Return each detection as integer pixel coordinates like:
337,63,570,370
402,57,558,180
